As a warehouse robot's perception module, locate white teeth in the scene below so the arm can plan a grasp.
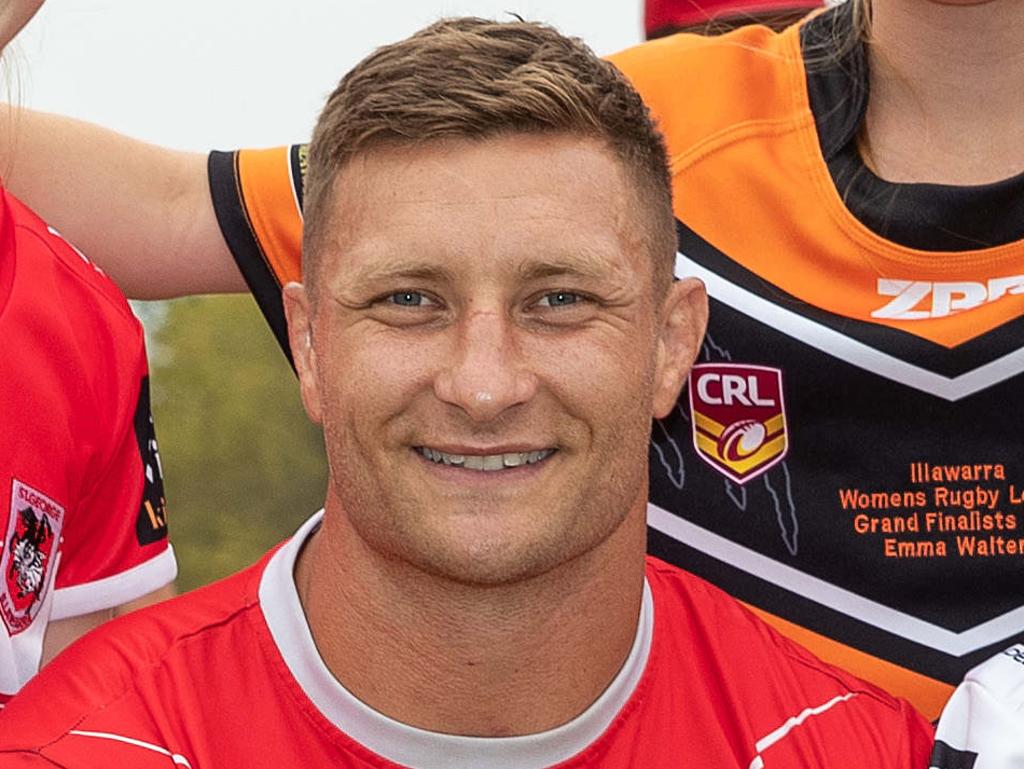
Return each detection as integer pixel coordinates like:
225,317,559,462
418,447,553,470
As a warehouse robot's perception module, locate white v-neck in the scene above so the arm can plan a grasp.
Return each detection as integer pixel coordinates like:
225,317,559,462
258,512,654,769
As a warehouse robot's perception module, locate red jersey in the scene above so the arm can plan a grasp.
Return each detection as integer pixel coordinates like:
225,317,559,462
0,185,174,703
205,4,1024,720
0,513,932,768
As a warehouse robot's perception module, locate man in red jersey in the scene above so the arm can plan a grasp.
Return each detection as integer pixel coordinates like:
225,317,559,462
0,0,175,707
0,18,930,768
3,0,1024,729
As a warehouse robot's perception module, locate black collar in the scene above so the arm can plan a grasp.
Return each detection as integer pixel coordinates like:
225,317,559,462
801,4,1024,252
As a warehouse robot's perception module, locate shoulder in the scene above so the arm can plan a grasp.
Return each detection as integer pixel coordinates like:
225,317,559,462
4,188,139,333
645,557,934,763
1,188,149,478
607,23,809,164
0,558,267,758
645,556,910,709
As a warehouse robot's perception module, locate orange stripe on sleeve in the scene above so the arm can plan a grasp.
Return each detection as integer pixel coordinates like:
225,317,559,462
237,148,304,286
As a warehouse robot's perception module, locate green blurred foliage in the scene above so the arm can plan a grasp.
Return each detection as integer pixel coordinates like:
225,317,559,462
147,295,327,592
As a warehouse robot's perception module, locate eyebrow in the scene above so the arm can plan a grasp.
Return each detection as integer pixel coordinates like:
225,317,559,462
339,246,621,293
344,258,458,292
515,249,620,283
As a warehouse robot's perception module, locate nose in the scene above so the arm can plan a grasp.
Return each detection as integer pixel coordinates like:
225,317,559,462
433,309,537,422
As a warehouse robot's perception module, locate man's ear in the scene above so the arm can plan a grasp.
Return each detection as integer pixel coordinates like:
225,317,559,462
283,281,324,425
652,277,708,418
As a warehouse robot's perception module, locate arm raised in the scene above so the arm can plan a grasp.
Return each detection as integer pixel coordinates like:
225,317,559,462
0,107,244,298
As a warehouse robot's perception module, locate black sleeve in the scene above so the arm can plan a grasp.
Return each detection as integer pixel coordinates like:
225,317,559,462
207,149,294,367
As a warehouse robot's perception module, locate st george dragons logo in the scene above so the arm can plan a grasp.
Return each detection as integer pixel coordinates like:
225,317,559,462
0,481,65,635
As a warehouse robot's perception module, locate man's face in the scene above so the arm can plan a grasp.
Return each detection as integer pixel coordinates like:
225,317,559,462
286,133,704,585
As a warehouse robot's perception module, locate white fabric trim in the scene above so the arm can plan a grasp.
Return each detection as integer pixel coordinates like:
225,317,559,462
676,252,1024,402
68,730,193,768
647,503,1024,656
0,552,61,696
259,512,654,769
50,546,177,620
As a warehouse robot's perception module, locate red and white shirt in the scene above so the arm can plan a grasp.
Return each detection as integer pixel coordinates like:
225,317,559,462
0,185,175,703
0,512,932,768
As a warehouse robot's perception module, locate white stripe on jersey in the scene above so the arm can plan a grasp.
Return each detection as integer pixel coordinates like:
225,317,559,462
68,729,193,767
675,252,1024,402
746,692,858,769
648,502,1024,656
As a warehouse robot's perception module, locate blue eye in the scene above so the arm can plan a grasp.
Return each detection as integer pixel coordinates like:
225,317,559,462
389,291,429,307
538,291,580,307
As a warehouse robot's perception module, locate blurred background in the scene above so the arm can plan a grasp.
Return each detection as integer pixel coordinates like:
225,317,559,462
7,1,645,591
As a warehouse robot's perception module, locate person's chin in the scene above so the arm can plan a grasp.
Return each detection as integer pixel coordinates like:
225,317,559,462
402,516,574,587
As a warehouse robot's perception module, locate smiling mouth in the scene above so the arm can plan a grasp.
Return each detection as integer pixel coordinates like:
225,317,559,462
415,447,556,471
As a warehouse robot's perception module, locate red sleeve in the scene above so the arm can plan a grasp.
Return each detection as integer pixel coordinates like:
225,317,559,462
208,144,306,364
50,316,175,618
897,697,937,768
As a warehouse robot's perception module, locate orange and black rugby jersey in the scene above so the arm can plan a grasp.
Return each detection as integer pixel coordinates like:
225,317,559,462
207,3,1024,721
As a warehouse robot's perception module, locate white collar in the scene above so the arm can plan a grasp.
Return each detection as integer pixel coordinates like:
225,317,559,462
258,511,654,769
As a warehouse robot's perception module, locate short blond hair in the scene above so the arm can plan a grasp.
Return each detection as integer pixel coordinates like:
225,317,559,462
303,17,676,292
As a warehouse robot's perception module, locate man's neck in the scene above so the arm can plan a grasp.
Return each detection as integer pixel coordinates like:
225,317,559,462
294,498,648,736
862,0,1024,185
